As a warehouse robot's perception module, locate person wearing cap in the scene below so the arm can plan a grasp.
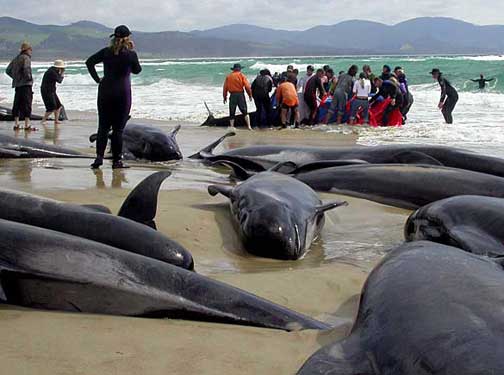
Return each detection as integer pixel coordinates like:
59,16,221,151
86,25,142,169
431,68,458,124
223,63,252,130
41,60,66,126
5,41,34,131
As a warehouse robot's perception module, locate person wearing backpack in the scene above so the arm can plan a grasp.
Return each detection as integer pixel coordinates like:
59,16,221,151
251,69,273,128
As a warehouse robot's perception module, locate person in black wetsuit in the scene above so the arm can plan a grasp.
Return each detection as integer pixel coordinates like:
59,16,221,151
471,74,494,90
304,69,326,125
41,60,65,126
86,25,142,169
371,77,403,126
431,68,458,124
251,69,273,128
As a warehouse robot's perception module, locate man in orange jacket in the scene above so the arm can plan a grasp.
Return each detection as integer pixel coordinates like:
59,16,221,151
223,63,252,130
276,77,300,128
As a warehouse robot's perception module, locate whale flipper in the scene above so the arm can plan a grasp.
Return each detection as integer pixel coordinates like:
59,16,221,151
189,132,236,159
298,337,373,375
212,161,254,180
391,151,443,166
170,125,182,138
208,185,233,198
316,201,349,215
0,147,28,158
118,171,171,228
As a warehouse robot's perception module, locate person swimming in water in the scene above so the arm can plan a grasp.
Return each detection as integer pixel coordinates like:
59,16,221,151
471,74,495,90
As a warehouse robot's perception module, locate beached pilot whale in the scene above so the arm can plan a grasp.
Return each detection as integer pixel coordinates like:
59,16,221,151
291,163,504,210
208,162,347,260
0,218,329,331
190,132,504,178
0,171,194,270
0,133,88,159
90,123,183,162
0,105,67,122
298,241,504,374
406,195,504,257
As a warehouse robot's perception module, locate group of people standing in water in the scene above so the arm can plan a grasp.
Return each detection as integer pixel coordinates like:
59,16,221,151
5,25,142,169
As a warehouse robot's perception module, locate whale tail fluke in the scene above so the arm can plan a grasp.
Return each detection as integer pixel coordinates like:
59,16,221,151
189,132,236,159
118,171,172,228
212,160,254,181
170,125,182,138
208,185,233,198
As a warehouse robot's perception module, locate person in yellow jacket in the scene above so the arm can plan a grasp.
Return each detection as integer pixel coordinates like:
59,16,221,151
223,63,252,130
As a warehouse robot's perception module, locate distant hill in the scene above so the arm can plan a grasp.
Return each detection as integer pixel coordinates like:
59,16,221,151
0,16,503,59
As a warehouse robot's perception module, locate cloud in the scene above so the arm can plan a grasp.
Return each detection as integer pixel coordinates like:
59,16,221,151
1,0,503,31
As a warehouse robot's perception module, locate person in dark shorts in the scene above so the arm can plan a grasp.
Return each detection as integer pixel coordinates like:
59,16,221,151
223,63,252,129
41,60,66,126
471,74,494,90
431,68,459,124
303,69,326,125
86,25,142,169
5,42,34,131
276,76,300,128
251,69,273,128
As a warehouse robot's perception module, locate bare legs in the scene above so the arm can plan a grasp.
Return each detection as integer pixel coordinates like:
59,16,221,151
41,107,62,126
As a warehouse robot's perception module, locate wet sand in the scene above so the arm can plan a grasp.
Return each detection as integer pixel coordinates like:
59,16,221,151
0,113,411,374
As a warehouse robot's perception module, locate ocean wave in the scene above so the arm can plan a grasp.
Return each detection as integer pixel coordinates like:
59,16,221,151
140,60,239,66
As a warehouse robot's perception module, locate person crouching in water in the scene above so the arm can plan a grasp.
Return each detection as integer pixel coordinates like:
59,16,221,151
41,60,66,126
349,73,371,125
86,25,142,169
6,42,34,131
276,75,300,128
223,63,253,130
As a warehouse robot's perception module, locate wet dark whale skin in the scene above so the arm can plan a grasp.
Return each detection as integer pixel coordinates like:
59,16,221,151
122,123,183,161
0,219,329,332
293,164,504,209
298,241,504,374
406,195,504,257
0,133,88,159
0,172,193,269
209,172,345,260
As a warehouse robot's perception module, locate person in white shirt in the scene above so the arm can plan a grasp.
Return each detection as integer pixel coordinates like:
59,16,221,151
349,72,371,125
297,65,314,123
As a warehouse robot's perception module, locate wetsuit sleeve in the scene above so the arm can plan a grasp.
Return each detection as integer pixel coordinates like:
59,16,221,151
487,78,495,82
86,48,105,84
130,51,142,75
470,79,478,82
439,78,447,103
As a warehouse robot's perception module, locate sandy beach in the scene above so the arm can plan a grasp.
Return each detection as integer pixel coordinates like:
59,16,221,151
0,112,411,374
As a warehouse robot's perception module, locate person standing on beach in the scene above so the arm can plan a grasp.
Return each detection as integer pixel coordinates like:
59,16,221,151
86,25,142,169
304,68,326,125
223,63,252,130
41,60,66,126
5,42,35,131
471,74,494,90
431,68,458,124
251,69,273,128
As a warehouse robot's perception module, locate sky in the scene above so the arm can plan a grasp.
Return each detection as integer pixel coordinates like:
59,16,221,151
1,0,503,31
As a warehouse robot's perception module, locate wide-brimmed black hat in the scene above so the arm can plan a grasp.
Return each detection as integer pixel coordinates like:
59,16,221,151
111,25,131,38
430,68,441,75
231,63,243,71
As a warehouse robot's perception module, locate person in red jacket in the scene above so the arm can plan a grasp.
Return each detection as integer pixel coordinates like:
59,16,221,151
276,77,300,128
223,63,252,130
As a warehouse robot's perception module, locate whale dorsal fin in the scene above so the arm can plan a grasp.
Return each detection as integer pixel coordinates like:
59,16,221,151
391,151,443,166
208,185,233,198
316,201,349,215
170,125,182,138
189,131,236,159
118,171,172,229
212,161,254,181
297,336,373,375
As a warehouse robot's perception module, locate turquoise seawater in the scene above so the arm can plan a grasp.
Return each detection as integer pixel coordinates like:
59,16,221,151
1,55,504,156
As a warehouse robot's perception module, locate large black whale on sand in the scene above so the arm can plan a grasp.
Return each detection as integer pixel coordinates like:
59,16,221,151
0,171,194,269
298,241,504,374
190,132,504,178
90,123,183,162
406,195,504,257
208,162,347,260
0,218,328,331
